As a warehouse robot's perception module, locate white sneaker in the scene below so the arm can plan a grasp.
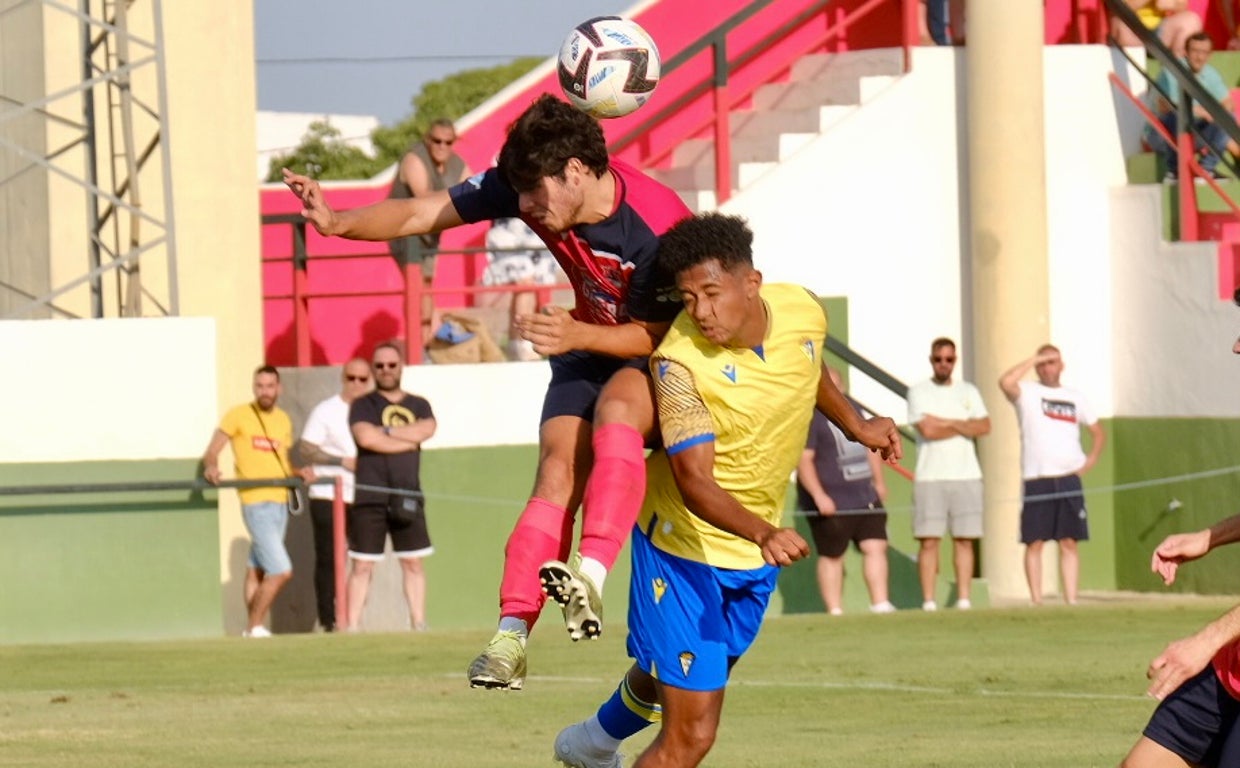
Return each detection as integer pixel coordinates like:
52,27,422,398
553,721,623,768
922,600,938,612
243,625,272,638
828,607,844,616
869,601,896,614
955,598,972,610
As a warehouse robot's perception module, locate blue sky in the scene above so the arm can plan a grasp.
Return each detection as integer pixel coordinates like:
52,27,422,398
254,0,635,124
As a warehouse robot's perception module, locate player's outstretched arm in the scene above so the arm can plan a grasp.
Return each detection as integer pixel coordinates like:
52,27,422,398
1147,604,1240,700
515,309,669,358
282,168,464,240
813,364,902,462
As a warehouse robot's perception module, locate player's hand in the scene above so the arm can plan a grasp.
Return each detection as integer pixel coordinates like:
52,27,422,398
815,493,837,516
1151,529,1211,585
282,168,338,236
515,305,579,356
1146,632,1212,700
203,466,222,485
855,416,903,462
756,527,810,567
342,457,357,472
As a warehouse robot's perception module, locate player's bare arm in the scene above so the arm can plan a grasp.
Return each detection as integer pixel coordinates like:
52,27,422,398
668,443,809,567
999,351,1054,401
813,365,902,461
201,429,230,485
351,419,436,453
1147,605,1240,700
282,168,465,240
515,309,670,358
1153,514,1240,585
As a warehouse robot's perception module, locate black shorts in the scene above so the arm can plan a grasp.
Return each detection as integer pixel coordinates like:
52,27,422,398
1143,665,1240,767
347,500,432,560
806,505,887,558
1020,474,1089,543
541,350,648,423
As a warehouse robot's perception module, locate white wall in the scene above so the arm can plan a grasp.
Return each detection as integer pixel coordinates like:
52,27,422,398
725,45,1160,422
398,361,550,448
0,318,217,462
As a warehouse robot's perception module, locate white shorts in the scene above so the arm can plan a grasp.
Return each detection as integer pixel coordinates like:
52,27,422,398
912,479,984,539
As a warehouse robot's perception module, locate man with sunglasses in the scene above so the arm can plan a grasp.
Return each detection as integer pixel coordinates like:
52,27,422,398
296,357,372,632
388,118,472,343
907,337,990,611
284,94,691,690
347,342,436,632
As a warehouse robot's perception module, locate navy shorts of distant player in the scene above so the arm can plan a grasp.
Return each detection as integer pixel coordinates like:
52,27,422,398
449,160,687,422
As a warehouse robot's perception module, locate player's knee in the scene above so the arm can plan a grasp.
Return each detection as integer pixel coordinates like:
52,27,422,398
663,719,716,763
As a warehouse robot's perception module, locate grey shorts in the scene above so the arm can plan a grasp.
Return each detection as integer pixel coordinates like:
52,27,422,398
912,479,984,539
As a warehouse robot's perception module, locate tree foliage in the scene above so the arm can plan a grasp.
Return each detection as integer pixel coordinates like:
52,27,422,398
265,57,542,182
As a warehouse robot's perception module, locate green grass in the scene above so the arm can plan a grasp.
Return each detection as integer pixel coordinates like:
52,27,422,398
1,598,1234,767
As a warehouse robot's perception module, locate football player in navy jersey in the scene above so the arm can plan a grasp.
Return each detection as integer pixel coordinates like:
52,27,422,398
285,94,691,690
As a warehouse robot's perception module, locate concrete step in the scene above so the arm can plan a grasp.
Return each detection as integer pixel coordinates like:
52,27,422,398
789,48,904,84
671,132,817,167
730,104,857,138
753,73,895,111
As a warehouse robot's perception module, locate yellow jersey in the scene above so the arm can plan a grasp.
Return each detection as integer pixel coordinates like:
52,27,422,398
640,283,827,569
218,403,294,505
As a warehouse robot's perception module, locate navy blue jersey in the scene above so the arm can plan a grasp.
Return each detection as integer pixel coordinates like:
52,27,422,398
449,159,688,326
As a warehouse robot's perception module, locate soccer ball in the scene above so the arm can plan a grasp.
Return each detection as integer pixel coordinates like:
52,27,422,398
557,16,661,119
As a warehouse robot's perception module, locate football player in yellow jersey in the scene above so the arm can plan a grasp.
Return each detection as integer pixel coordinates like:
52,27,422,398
553,213,902,768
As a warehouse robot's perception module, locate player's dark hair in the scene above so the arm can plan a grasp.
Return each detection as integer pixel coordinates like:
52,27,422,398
373,340,405,361
254,364,280,381
1187,31,1211,47
931,337,955,353
498,94,609,193
657,212,754,276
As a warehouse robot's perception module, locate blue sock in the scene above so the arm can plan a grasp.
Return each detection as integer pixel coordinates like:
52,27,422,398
596,674,660,740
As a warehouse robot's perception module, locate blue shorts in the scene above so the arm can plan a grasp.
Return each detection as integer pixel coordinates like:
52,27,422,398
243,501,292,575
1143,665,1240,767
540,350,648,423
1020,474,1089,543
626,525,778,692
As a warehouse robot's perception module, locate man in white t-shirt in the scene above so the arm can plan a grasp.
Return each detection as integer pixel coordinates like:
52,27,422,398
296,358,371,631
907,337,990,611
999,344,1106,606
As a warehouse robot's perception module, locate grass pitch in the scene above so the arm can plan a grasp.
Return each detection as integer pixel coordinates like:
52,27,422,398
1,597,1231,767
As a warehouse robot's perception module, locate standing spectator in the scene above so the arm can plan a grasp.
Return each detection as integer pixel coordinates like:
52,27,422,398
202,365,309,638
295,357,371,632
387,118,472,344
1146,32,1236,180
479,217,559,361
796,367,894,616
907,337,991,611
999,344,1106,606
286,94,691,690
1112,0,1202,57
551,212,902,768
348,342,437,631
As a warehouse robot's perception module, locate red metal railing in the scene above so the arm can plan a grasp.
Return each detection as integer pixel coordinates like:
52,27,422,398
610,0,917,205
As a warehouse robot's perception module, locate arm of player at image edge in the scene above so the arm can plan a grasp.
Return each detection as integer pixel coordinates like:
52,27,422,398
282,168,466,242
1145,513,1240,700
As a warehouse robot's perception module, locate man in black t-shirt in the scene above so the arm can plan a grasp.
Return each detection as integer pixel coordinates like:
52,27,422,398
795,368,894,616
347,341,436,631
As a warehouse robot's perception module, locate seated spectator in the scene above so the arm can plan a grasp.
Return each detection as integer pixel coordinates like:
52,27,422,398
795,368,895,616
1145,32,1237,180
1112,0,1202,57
478,217,559,361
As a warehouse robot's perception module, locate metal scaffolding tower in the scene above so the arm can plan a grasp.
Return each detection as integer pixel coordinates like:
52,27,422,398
0,0,177,319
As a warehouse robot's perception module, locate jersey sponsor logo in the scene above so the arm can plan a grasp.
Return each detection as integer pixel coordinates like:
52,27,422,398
678,651,695,677
652,577,667,604
1040,398,1077,423
722,363,737,383
251,436,279,452
656,360,671,380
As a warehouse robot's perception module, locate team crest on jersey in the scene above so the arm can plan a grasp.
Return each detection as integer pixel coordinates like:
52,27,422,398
678,651,695,677
652,577,667,604
721,363,737,383
801,339,816,361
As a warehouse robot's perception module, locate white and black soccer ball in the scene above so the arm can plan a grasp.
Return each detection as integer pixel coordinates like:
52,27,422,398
557,16,661,119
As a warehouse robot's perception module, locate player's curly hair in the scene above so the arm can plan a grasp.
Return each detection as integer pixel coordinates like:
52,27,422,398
498,94,609,192
657,212,754,275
